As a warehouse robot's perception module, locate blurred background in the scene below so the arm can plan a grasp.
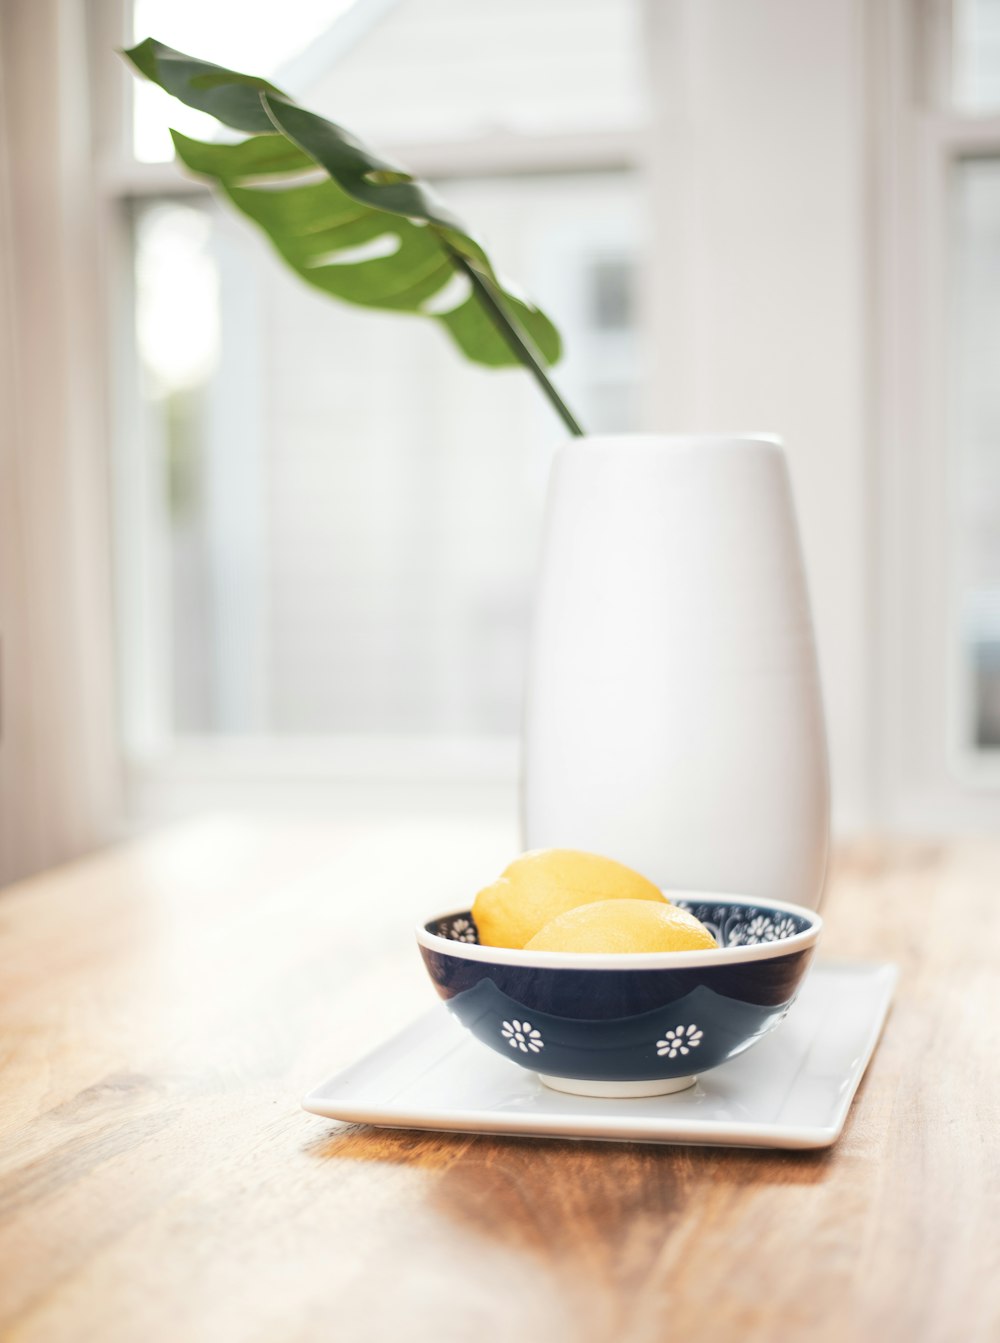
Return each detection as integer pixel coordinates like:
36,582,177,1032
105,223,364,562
2,0,1000,883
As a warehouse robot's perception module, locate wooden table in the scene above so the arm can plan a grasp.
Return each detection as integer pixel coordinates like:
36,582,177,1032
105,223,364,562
1,815,998,1342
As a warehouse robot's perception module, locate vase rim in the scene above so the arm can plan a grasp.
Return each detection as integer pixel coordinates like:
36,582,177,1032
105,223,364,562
564,432,783,451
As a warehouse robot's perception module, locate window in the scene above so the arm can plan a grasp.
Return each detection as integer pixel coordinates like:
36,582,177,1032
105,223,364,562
934,10,1000,772
107,0,647,788
952,159,1000,753
953,0,1000,109
874,0,1000,824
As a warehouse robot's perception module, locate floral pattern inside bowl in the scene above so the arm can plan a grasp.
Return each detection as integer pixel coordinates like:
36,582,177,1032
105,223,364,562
434,898,812,949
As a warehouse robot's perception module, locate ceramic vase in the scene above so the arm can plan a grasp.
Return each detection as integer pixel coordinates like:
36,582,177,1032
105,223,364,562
521,434,830,909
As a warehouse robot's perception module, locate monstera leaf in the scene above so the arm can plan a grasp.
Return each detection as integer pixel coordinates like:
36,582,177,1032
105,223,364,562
123,38,582,434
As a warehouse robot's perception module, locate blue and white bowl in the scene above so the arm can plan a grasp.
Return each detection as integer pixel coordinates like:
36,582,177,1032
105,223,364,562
417,893,822,1097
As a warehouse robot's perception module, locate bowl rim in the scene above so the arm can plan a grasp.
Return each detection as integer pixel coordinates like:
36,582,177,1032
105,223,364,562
416,890,823,970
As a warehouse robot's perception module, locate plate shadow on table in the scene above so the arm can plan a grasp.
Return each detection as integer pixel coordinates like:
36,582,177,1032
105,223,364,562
303,1121,837,1183
299,1122,837,1338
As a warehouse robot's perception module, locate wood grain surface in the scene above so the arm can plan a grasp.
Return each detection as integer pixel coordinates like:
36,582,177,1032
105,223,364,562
1,815,998,1343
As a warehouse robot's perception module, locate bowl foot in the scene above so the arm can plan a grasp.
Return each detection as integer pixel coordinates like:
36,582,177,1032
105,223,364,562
538,1074,697,1099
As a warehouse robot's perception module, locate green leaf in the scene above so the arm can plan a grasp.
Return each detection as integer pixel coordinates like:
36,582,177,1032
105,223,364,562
122,38,568,380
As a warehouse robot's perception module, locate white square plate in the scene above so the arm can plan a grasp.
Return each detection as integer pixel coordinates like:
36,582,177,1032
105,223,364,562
303,961,897,1150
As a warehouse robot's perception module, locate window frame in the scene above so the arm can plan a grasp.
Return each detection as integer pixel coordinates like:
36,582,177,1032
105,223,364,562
872,0,1000,829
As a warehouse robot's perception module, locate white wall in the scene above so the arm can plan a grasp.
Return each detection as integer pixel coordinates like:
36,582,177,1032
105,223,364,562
0,0,121,881
642,0,870,833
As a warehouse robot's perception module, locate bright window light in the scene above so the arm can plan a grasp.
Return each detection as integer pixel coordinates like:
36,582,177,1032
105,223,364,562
132,0,356,161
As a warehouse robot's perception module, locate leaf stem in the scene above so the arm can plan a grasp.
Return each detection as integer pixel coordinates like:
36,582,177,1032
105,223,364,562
447,250,585,438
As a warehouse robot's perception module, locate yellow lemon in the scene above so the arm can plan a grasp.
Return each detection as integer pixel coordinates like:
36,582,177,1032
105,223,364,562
472,849,666,950
525,899,718,954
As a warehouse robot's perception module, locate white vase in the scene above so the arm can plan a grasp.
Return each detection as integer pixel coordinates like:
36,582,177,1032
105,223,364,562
522,434,830,909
